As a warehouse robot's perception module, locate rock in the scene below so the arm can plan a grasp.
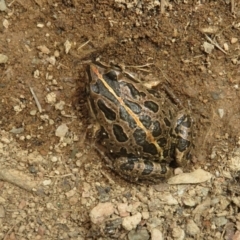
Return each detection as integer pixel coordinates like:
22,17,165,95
90,202,114,224
45,92,56,104
55,101,65,110
172,227,185,240
64,40,71,54
159,193,178,205
202,42,214,54
182,197,196,207
37,45,50,54
0,205,5,218
151,228,163,240
42,179,51,186
55,124,68,138
229,148,240,171
231,38,238,44
147,216,162,229
128,229,150,240
168,169,212,184
214,216,228,227
142,211,149,220
186,219,200,236
117,203,129,217
122,212,142,231
233,231,240,240
0,54,8,63
0,0,7,11
65,188,76,198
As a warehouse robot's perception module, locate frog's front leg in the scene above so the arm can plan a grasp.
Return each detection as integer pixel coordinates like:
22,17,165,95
172,110,193,166
112,157,173,183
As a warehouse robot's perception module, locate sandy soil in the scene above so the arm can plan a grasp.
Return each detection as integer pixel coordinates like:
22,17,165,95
1,0,240,239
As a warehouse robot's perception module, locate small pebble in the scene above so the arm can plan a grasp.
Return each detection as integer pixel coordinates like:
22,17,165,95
64,40,71,54
151,228,163,240
122,212,142,231
231,38,238,44
45,92,56,104
37,45,50,54
186,219,200,236
0,54,8,63
37,23,44,28
223,43,229,51
0,205,5,218
90,202,114,224
0,0,7,11
203,42,214,54
33,69,40,78
30,110,37,116
55,124,68,138
182,197,196,207
128,229,150,240
3,19,9,28
218,109,224,118
42,179,51,186
51,156,58,162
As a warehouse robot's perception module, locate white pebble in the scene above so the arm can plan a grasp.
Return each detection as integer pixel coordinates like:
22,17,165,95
51,156,58,162
42,179,51,186
223,43,229,51
0,54,8,63
37,23,44,28
231,38,238,44
45,92,56,104
218,109,224,118
55,124,68,138
64,40,71,54
30,110,37,115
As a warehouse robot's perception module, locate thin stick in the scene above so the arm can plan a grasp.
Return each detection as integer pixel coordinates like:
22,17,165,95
29,87,42,113
128,63,154,68
77,40,90,51
8,0,16,7
231,0,235,14
45,173,73,178
3,224,16,240
205,34,228,55
161,0,166,14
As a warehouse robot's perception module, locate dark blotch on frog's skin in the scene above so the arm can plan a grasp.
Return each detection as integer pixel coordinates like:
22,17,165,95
139,115,151,129
152,121,162,137
103,71,121,97
133,128,158,155
97,99,116,121
157,137,167,148
92,79,118,104
176,137,191,152
144,100,159,113
164,117,171,127
124,99,142,114
113,124,128,142
123,82,146,99
119,106,137,129
142,160,154,175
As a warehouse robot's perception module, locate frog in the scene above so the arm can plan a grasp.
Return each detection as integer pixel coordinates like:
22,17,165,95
86,61,193,183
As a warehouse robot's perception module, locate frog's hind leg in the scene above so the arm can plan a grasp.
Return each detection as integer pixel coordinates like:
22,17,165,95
112,157,173,183
172,111,193,166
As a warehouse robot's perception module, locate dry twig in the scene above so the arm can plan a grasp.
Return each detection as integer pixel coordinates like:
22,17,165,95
205,34,228,55
77,40,91,52
29,87,42,113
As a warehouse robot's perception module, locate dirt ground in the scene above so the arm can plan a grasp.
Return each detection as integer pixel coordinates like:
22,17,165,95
1,0,240,239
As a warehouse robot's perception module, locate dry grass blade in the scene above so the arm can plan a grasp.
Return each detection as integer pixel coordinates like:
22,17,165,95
77,39,91,51
29,87,42,113
205,34,228,55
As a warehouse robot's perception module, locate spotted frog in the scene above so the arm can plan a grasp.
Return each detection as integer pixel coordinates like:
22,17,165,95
86,62,193,183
